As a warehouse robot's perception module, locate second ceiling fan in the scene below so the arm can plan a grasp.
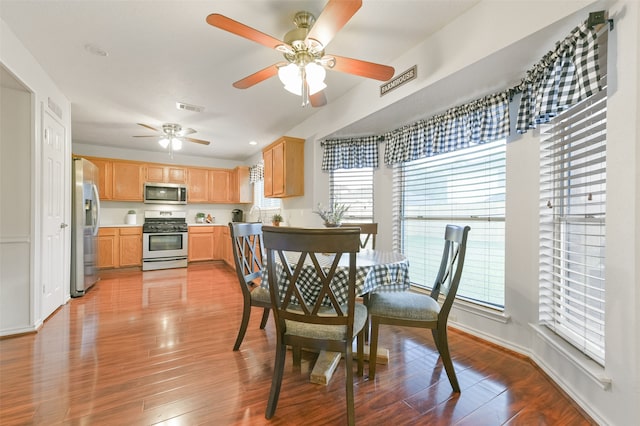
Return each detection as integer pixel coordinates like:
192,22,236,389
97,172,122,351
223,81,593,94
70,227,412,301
206,0,395,107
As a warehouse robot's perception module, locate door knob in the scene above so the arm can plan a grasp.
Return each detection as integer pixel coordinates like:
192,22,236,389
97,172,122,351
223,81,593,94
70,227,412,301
60,223,69,229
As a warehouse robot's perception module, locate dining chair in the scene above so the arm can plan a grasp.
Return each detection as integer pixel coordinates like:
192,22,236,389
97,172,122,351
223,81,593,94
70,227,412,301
348,222,378,249
367,224,470,392
229,222,271,351
262,226,366,426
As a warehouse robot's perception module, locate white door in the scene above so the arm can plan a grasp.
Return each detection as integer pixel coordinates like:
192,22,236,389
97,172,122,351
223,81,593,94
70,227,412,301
41,110,67,319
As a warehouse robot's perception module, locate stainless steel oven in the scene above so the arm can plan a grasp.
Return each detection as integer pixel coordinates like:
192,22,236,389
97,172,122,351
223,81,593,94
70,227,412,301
142,211,188,271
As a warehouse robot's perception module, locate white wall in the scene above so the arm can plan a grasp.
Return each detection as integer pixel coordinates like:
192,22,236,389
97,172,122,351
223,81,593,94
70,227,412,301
278,1,639,424
1,18,71,334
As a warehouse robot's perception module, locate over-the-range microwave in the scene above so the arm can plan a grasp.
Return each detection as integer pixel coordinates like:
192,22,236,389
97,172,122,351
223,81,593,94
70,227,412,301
143,182,188,204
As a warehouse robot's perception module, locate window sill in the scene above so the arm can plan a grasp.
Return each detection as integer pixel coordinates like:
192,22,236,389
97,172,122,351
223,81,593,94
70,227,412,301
530,323,611,390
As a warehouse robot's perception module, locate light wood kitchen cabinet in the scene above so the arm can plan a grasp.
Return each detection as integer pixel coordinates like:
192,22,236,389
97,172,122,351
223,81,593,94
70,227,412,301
209,169,232,203
221,226,235,270
262,136,304,198
98,227,142,269
145,164,188,183
97,228,118,269
212,226,225,260
187,167,210,203
88,157,113,200
119,227,142,267
234,166,252,203
112,161,144,201
188,226,215,262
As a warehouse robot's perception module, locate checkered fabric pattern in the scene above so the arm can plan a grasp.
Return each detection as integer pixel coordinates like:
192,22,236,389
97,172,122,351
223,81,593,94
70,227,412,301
262,250,410,307
249,162,264,184
383,91,510,165
320,136,379,171
515,23,600,133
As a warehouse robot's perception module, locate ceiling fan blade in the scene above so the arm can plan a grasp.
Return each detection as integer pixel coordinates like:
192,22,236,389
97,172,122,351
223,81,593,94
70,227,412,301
232,63,284,89
184,137,210,146
137,123,158,132
132,135,159,138
310,90,327,108
329,55,395,81
206,13,286,50
305,0,362,48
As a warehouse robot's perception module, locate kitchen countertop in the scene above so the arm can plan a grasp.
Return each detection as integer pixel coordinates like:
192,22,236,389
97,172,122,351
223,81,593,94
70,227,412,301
188,223,226,227
99,224,142,228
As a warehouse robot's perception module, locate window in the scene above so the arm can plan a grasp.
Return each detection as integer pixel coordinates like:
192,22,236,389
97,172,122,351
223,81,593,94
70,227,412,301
252,179,281,222
330,168,374,222
539,32,607,365
394,140,506,309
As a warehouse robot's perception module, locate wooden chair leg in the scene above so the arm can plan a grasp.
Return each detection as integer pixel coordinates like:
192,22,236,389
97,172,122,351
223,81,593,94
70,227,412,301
259,307,270,329
368,317,380,379
362,293,370,342
292,345,302,368
265,341,287,419
435,327,460,392
356,332,364,377
344,348,356,426
233,304,251,351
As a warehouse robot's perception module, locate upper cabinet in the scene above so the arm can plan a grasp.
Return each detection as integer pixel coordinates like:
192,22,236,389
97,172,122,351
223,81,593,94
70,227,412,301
187,167,210,203
263,136,304,198
88,157,113,200
112,161,144,201
78,156,250,203
145,164,188,184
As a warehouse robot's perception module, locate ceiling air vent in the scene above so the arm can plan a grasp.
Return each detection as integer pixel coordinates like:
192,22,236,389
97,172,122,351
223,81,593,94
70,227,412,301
176,102,205,113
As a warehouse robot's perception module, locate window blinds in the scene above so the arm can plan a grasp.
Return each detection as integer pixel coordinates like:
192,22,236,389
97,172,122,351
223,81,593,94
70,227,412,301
330,168,374,222
538,31,608,366
394,140,506,308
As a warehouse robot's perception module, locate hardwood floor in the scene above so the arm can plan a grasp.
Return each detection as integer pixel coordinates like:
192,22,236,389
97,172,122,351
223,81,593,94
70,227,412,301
0,262,594,425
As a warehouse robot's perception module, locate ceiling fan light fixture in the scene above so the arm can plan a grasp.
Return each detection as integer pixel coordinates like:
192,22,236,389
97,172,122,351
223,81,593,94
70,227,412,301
171,138,182,151
278,62,326,96
158,137,170,148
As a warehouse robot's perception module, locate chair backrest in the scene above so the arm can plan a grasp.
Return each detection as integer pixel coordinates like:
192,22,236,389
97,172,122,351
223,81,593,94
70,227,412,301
229,222,265,298
262,226,361,333
346,222,378,249
430,225,471,320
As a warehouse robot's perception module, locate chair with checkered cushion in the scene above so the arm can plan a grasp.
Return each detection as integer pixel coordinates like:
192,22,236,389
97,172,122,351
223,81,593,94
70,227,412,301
367,224,470,392
262,226,366,426
229,222,271,351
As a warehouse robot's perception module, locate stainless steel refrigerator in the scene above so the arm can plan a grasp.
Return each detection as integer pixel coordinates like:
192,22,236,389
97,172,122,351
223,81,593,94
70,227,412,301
71,157,101,297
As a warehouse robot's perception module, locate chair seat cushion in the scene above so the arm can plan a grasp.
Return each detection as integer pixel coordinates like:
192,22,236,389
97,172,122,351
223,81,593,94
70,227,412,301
368,292,440,321
285,303,368,341
250,286,271,303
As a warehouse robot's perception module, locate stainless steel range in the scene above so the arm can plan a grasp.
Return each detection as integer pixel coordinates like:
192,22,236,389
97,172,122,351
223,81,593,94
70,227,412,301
142,210,188,271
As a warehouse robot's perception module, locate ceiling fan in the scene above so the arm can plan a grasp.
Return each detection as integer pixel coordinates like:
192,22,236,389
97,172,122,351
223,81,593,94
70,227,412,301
206,0,395,107
133,123,210,152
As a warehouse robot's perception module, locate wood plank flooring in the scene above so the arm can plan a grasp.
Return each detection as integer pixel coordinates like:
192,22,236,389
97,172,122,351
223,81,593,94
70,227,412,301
0,262,595,425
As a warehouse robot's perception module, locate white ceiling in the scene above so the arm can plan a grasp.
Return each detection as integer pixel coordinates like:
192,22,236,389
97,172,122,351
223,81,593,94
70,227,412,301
0,0,484,160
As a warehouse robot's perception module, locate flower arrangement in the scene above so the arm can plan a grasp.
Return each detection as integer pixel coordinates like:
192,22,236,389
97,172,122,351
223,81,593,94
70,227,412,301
313,202,350,227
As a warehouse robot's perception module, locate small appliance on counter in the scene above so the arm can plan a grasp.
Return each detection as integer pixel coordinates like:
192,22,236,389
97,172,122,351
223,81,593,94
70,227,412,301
232,209,243,222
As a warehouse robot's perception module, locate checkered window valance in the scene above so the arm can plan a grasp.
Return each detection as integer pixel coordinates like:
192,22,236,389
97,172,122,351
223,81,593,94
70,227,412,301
383,91,510,165
514,23,601,133
320,16,602,166
321,136,379,171
249,161,264,183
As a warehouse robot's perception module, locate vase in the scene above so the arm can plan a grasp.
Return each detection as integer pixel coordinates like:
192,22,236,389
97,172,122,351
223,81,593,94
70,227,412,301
324,222,341,228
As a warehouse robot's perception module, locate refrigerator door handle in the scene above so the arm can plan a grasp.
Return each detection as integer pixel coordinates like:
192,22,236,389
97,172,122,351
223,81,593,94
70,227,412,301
92,183,101,237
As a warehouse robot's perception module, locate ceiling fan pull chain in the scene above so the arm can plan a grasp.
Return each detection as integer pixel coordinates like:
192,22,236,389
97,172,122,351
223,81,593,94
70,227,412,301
301,66,309,107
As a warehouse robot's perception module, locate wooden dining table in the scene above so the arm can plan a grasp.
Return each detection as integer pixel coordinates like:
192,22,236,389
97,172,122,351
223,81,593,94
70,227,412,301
262,248,410,384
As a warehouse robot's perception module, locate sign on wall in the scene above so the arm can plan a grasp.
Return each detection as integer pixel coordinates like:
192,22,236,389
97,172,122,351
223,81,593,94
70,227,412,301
380,65,417,97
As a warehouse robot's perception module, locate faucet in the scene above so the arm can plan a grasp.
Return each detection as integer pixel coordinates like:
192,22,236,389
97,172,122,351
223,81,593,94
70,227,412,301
249,205,262,223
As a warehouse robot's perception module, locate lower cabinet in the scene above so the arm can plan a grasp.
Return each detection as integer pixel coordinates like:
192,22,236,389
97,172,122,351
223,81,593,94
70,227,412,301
188,226,215,262
188,226,234,270
98,227,142,269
